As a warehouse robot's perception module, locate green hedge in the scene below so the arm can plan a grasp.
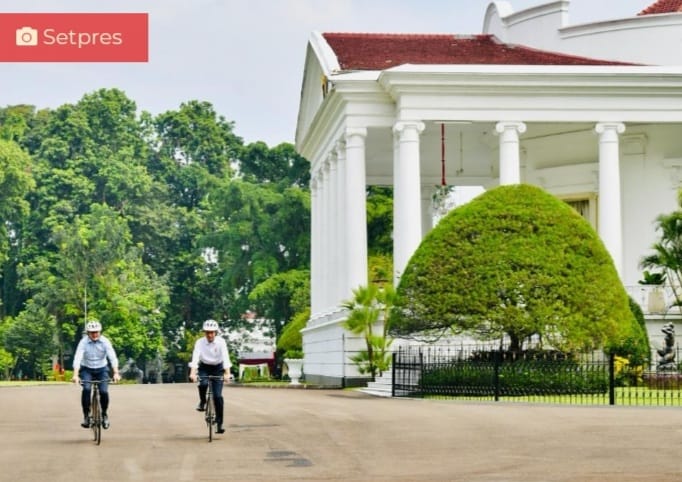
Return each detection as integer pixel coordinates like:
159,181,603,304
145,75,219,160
421,358,608,396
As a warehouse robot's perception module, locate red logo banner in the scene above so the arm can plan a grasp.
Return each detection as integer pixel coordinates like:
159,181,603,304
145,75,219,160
0,13,148,62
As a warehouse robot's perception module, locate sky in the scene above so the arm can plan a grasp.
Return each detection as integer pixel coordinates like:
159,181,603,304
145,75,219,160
0,0,653,147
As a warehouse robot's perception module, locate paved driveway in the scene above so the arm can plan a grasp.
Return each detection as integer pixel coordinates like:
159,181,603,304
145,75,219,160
2,383,682,481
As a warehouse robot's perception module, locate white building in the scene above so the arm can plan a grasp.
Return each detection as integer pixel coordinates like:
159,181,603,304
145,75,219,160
295,0,682,386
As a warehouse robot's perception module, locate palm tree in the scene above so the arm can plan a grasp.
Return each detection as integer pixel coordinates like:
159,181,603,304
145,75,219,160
641,210,682,310
341,284,396,378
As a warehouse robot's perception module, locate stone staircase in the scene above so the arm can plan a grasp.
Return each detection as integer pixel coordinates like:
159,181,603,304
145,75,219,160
358,370,393,397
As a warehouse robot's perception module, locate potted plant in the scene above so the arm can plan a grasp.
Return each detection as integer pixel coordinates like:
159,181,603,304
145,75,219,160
283,349,303,385
639,270,666,314
277,309,307,385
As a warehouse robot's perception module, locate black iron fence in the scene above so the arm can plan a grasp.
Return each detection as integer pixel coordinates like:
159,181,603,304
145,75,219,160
392,344,682,406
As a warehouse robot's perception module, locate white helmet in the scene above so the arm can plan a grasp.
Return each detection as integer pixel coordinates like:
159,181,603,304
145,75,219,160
86,320,102,332
202,319,219,332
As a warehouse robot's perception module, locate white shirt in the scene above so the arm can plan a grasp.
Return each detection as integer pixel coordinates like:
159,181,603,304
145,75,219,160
189,335,231,369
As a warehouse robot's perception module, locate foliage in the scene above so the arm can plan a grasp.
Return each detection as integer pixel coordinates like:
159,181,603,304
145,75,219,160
0,139,34,268
638,270,666,285
640,199,682,308
391,184,638,354
421,355,609,395
368,254,393,286
342,284,396,377
613,355,644,387
238,141,309,188
0,346,13,379
205,178,310,320
1,306,57,379
240,365,271,382
604,296,650,368
277,307,309,356
19,203,169,363
366,186,393,256
248,270,310,342
283,349,304,359
0,91,310,381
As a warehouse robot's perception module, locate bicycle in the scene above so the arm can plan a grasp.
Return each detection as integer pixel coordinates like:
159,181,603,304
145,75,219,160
198,375,224,442
80,379,109,445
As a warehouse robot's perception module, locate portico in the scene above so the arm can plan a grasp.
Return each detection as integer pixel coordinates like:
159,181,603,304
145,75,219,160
296,3,682,386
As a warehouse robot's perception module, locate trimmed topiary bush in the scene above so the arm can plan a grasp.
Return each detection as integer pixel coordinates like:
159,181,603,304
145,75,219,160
391,184,644,355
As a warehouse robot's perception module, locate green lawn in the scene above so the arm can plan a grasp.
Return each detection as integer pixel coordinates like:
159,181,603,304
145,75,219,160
423,387,682,406
0,380,70,387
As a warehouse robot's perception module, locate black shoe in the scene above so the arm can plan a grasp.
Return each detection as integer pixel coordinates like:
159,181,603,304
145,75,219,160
102,415,110,429
216,424,225,434
196,402,206,412
81,416,91,428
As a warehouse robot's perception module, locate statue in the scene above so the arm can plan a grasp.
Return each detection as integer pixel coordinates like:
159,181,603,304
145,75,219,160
656,322,677,372
121,359,143,383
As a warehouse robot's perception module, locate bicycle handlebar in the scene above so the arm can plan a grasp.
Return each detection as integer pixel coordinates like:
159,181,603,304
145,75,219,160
78,379,113,385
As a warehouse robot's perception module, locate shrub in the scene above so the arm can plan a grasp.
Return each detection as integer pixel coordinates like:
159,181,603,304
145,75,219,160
420,350,608,396
392,184,639,355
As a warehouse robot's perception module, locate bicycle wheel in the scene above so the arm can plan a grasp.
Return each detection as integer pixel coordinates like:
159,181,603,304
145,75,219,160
206,391,214,442
91,387,101,445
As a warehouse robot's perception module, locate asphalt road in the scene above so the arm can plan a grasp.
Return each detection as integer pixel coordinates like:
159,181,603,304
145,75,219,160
2,383,682,481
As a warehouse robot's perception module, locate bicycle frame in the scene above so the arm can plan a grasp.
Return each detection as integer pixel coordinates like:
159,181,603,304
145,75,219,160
81,379,109,445
199,375,223,442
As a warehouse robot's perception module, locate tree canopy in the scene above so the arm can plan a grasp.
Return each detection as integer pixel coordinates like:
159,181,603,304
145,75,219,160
390,184,644,354
0,89,311,379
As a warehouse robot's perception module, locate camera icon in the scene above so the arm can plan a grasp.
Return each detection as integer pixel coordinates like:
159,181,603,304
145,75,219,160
16,27,38,46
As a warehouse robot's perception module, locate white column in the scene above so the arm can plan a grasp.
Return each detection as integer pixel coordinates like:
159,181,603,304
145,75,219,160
310,175,321,315
595,122,625,278
421,185,435,237
328,150,340,307
393,121,425,283
335,140,348,300
345,127,369,294
321,157,332,310
495,121,526,185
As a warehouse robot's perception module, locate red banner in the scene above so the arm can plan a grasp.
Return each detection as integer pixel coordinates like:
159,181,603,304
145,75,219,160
0,13,148,62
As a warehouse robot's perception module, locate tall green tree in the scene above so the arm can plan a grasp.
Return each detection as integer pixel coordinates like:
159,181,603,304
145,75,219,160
367,186,393,256
143,101,242,335
1,304,56,379
239,142,309,188
205,179,310,319
0,139,35,318
0,140,34,264
248,269,310,341
149,100,241,209
0,92,316,381
20,204,168,365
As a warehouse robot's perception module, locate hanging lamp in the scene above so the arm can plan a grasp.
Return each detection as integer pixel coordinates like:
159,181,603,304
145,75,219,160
440,123,446,186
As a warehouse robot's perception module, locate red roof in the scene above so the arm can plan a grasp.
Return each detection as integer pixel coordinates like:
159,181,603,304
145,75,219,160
639,0,682,14
322,34,634,71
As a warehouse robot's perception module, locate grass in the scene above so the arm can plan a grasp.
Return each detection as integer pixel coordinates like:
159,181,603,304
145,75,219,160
422,387,682,406
3,381,681,405
0,380,70,387
235,380,315,388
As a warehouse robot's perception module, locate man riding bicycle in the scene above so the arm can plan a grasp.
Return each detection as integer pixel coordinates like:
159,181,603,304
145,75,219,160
72,320,121,429
189,319,232,434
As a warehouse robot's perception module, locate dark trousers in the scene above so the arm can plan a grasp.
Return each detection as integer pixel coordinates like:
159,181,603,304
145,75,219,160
80,366,110,416
198,363,225,424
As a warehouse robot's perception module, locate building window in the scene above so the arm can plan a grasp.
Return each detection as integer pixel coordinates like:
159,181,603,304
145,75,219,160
561,193,597,230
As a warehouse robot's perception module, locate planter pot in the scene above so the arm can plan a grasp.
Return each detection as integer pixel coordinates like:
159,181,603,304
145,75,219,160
648,287,666,314
284,358,303,385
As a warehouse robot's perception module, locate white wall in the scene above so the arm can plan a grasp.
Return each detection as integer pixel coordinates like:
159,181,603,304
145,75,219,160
484,1,682,65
